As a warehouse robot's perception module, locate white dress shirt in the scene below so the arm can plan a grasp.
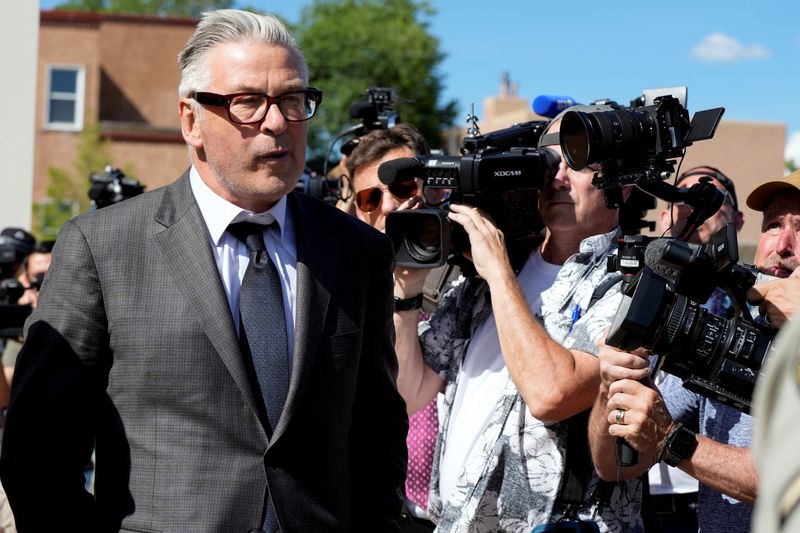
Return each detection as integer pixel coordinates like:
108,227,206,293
189,167,298,371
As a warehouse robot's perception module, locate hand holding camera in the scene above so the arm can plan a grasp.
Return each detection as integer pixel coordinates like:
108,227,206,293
446,204,513,285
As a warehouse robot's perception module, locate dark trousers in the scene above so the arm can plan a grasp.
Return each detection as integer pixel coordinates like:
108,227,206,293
398,512,435,533
641,491,699,532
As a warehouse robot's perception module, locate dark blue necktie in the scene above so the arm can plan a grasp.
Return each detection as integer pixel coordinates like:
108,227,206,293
227,221,288,533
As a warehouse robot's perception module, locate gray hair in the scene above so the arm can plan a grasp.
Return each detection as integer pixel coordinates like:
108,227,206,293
177,9,307,97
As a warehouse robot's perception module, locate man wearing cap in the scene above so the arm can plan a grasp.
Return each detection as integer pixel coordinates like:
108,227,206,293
393,107,642,532
589,170,800,533
746,169,800,280
748,170,800,533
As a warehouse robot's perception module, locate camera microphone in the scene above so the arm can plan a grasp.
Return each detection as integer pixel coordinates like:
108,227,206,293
348,100,378,121
378,157,426,185
644,239,682,284
532,95,578,118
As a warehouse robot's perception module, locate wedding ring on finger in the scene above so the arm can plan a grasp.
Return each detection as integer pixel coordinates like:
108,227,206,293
615,408,627,425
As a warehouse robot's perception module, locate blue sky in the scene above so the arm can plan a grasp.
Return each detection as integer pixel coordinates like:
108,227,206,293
40,0,800,162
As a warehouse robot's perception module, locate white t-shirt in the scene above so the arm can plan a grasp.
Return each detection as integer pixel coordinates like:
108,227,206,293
439,250,561,503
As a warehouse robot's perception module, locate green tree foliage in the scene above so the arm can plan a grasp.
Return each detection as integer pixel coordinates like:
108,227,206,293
53,0,233,17
293,0,458,164
34,122,116,240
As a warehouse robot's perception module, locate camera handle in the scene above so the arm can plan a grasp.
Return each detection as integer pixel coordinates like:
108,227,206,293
617,438,638,467
636,178,723,242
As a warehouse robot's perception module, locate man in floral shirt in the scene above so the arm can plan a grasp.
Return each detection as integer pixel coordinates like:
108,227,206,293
393,108,642,532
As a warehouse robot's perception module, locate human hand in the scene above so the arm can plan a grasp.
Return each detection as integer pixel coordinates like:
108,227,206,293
597,335,651,392
606,378,675,459
446,203,513,284
747,273,800,328
394,195,425,213
394,264,429,299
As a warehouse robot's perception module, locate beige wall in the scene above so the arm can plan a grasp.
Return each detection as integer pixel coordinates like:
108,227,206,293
99,20,192,128
109,141,190,191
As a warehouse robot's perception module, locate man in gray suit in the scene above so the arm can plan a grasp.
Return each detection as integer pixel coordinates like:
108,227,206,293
1,10,407,532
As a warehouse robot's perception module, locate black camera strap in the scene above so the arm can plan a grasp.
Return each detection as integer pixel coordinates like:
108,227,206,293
559,410,617,516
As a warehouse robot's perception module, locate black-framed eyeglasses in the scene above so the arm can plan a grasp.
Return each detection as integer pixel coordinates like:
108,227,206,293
191,88,323,124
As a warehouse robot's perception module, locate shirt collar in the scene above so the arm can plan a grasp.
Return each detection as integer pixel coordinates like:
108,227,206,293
578,227,620,261
189,166,289,246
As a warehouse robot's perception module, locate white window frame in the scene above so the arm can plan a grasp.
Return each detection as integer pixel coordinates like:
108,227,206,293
43,64,85,131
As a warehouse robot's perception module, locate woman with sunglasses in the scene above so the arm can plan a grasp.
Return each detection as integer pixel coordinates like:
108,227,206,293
344,124,439,532
344,124,430,232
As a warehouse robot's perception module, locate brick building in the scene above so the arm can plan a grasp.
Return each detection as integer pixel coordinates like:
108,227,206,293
35,10,197,204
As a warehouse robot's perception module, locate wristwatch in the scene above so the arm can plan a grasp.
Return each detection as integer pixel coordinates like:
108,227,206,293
662,423,698,467
394,294,423,312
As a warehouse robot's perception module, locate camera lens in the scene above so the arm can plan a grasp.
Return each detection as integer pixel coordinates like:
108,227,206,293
659,295,774,408
560,108,656,170
404,216,442,263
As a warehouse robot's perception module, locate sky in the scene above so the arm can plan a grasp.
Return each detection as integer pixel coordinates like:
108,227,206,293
40,0,800,164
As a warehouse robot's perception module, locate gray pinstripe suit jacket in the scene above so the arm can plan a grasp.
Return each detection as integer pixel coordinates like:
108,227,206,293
1,171,408,532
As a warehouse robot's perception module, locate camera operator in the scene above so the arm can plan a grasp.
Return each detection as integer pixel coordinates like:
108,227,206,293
750,168,800,530
16,240,54,310
642,166,744,531
344,123,437,532
3,240,55,387
0,227,36,396
0,228,35,280
588,170,800,532
393,106,641,532
660,166,744,248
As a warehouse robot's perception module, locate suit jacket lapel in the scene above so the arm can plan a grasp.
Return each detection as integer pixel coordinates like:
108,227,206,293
152,172,265,425
271,194,338,443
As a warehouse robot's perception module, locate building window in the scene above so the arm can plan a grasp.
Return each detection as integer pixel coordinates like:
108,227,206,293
44,65,85,131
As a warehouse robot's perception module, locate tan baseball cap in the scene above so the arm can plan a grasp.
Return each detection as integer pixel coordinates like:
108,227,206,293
745,169,800,211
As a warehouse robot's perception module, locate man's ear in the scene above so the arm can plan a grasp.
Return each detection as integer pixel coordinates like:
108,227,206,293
734,210,745,232
179,98,203,150
658,208,673,235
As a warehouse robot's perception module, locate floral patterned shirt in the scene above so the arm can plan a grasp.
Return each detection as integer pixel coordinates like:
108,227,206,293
419,230,642,532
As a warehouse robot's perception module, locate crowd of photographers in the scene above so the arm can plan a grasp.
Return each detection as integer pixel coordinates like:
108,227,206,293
326,84,798,531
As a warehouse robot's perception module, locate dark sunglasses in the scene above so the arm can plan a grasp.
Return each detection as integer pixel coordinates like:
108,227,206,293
354,180,418,213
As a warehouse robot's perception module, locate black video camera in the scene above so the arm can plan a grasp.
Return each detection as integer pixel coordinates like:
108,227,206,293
606,224,776,412
0,278,32,339
89,166,144,210
294,169,340,206
559,87,725,210
379,118,557,273
340,87,401,156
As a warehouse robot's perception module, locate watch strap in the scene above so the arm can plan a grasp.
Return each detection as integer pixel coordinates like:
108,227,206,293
662,423,698,467
394,294,423,312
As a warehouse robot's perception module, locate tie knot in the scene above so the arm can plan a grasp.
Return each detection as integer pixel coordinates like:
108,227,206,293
227,221,268,254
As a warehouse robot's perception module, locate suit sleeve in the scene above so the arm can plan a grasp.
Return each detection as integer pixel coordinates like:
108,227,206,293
350,232,408,532
1,218,109,532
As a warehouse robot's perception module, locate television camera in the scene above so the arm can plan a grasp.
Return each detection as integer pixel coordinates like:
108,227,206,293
89,166,144,210
311,88,405,206
378,106,557,273
559,88,774,413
